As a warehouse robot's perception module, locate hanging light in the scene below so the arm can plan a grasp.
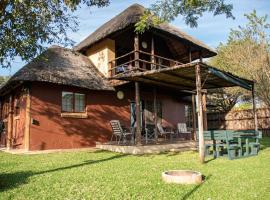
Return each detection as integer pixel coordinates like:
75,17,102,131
142,41,148,49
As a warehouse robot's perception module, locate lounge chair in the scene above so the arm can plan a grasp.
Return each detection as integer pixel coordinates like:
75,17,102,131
157,123,176,141
110,120,133,144
177,123,192,140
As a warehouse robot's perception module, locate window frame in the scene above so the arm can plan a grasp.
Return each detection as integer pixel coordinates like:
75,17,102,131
61,91,86,113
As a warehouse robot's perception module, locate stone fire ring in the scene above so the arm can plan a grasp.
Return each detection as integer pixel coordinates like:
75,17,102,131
162,170,203,184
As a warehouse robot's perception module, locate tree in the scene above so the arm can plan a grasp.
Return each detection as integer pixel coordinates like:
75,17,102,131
135,0,234,32
210,10,270,108
206,88,244,113
0,0,109,68
1,0,235,68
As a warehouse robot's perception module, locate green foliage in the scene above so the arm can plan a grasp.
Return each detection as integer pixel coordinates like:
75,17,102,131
135,0,234,33
0,76,9,86
210,10,270,108
207,87,245,112
233,102,253,111
1,138,270,199
135,10,162,33
0,0,109,68
1,0,234,67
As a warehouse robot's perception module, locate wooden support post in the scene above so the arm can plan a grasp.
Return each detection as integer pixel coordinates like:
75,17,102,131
151,35,155,70
202,91,208,131
189,47,192,63
199,51,203,62
153,87,158,142
195,64,205,163
135,82,142,145
252,84,258,131
24,88,31,151
191,94,197,141
134,33,139,70
7,94,13,150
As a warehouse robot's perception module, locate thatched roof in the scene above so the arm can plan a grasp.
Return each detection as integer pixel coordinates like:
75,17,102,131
74,4,216,58
0,46,114,94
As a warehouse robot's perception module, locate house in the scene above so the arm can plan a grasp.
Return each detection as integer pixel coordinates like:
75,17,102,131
0,4,254,151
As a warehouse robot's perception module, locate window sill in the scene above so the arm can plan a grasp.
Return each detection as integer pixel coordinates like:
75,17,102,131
61,112,88,119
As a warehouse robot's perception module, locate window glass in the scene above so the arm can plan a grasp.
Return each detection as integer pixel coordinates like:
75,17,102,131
62,92,73,112
74,93,85,112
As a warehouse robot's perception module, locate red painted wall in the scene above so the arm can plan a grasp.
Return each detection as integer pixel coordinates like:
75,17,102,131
29,82,187,150
29,83,130,150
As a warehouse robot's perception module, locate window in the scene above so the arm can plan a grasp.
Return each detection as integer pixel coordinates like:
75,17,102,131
62,92,85,112
75,93,85,112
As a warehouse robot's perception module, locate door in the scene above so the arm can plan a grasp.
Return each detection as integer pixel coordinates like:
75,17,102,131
12,97,24,148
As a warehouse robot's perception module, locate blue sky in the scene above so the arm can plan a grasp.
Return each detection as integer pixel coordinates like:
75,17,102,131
1,0,270,76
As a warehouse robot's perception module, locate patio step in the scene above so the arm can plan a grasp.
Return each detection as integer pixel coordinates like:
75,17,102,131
96,141,196,155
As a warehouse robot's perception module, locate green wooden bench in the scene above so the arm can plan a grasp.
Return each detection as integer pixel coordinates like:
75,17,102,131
223,130,262,157
249,131,262,155
197,130,241,159
236,130,262,155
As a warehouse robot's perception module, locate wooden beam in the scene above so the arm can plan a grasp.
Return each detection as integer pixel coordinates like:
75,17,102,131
202,92,208,130
199,51,203,62
134,33,139,70
164,71,223,89
151,35,156,70
153,87,158,142
191,94,197,141
139,76,194,90
135,82,142,145
163,71,195,82
189,47,192,62
195,64,205,163
252,84,258,131
24,88,31,151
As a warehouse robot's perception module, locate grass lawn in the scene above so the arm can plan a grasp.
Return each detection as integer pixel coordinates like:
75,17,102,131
1,138,270,200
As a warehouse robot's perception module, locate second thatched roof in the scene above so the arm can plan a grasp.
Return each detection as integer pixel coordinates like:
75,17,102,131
74,3,216,58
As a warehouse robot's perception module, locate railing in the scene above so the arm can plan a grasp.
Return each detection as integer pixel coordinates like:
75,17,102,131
108,50,183,77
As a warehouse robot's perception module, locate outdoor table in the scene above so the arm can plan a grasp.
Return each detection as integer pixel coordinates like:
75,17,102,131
233,134,256,157
131,127,152,144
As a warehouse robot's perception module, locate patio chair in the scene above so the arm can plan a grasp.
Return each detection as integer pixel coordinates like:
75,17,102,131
177,123,192,140
144,124,156,144
157,123,176,141
110,120,133,144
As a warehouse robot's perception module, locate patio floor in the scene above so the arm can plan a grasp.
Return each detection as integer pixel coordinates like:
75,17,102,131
96,140,196,154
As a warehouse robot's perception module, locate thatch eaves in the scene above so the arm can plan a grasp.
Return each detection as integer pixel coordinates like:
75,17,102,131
74,3,216,58
0,46,114,94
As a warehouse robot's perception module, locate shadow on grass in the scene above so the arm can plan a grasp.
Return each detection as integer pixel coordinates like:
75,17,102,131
205,157,216,164
0,154,126,192
87,149,112,154
0,171,34,192
181,174,212,200
260,137,270,150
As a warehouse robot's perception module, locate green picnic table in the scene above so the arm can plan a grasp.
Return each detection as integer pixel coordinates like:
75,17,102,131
197,130,262,160
233,134,256,156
